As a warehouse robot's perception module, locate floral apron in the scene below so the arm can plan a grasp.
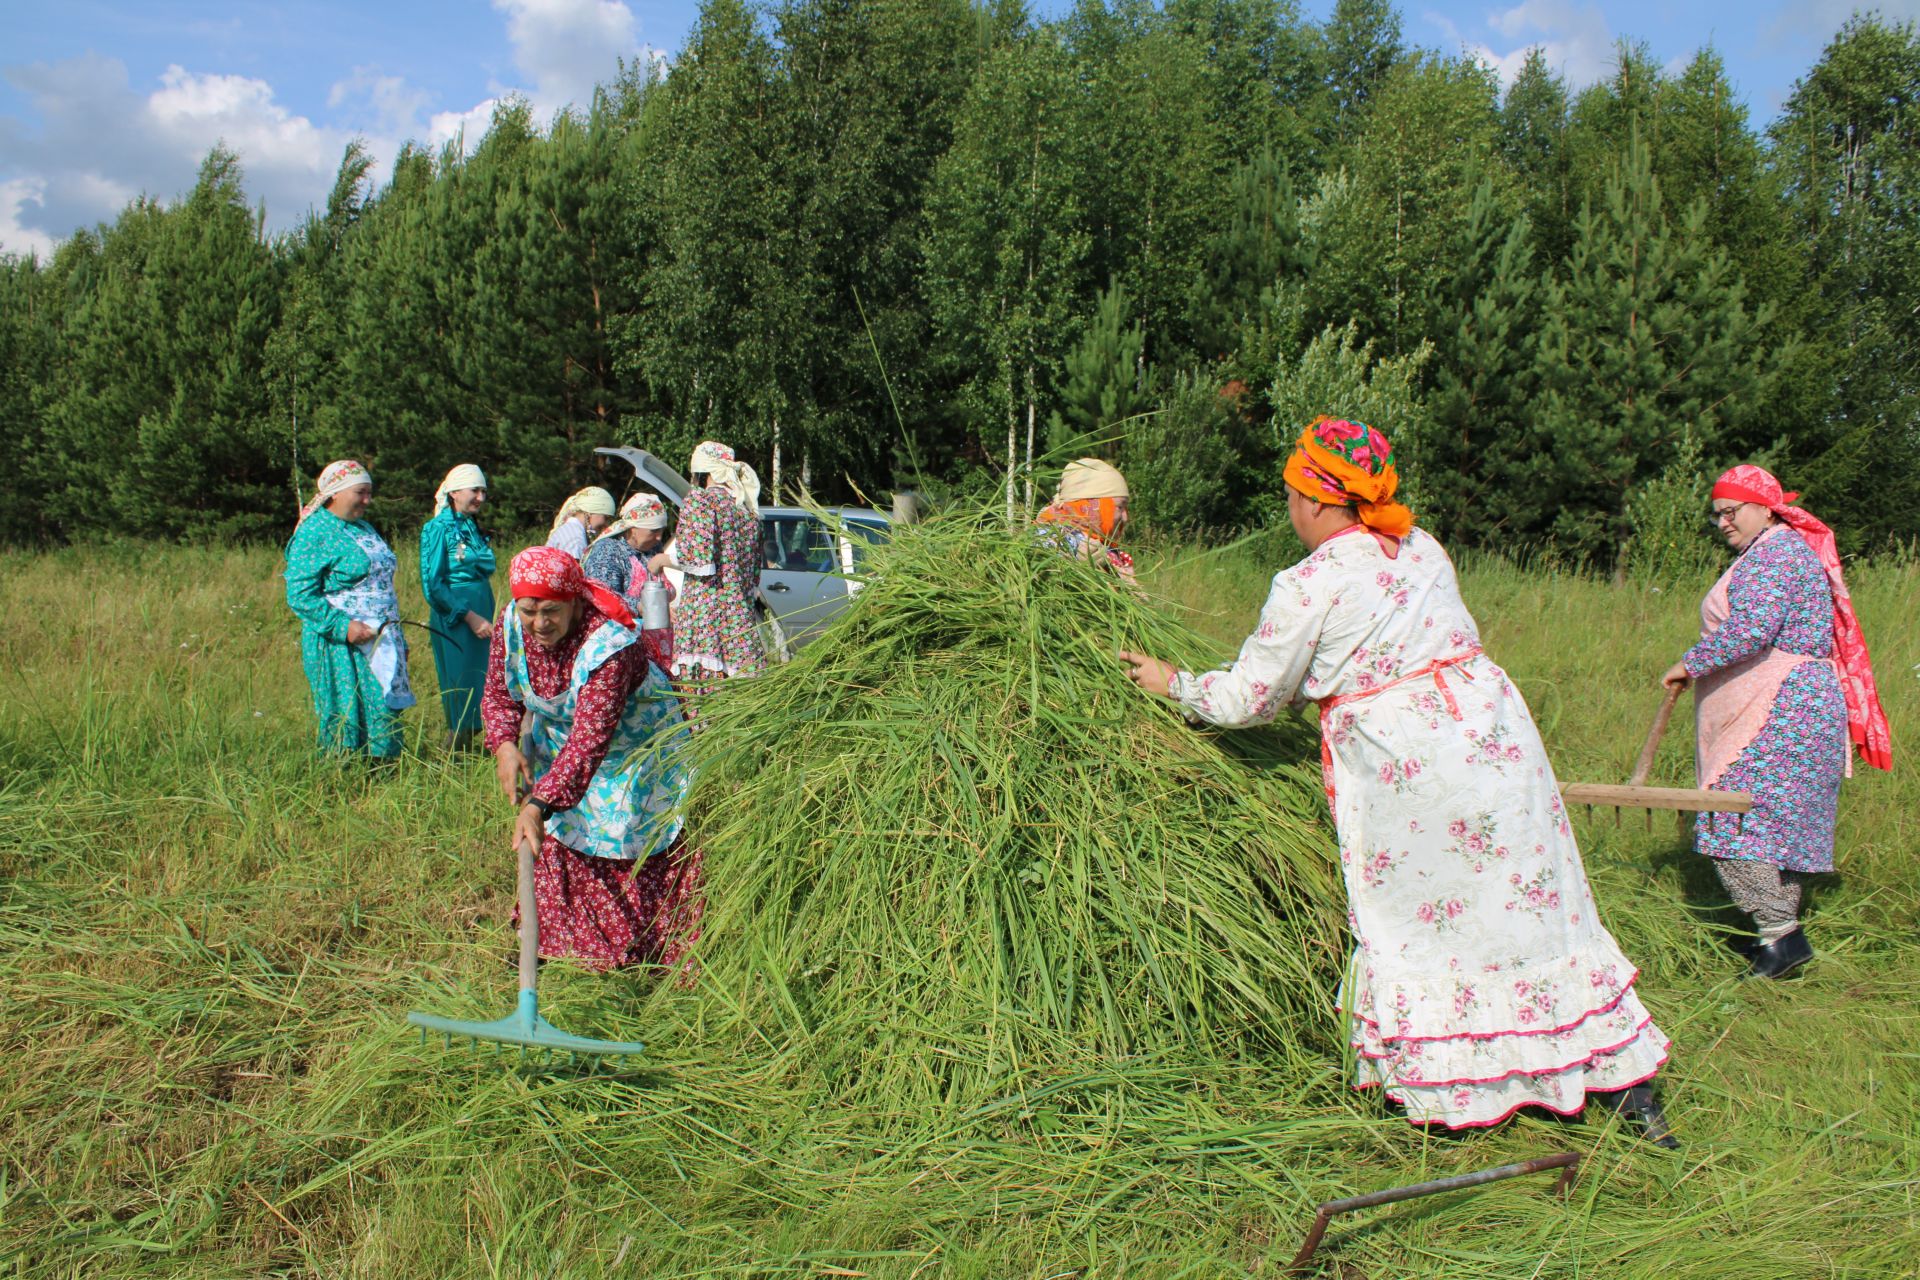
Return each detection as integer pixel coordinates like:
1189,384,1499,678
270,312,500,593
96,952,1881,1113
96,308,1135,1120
329,526,415,712
503,612,690,861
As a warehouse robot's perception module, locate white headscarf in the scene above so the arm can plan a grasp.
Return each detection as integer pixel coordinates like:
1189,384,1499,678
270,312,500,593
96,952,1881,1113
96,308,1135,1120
431,463,487,519
596,491,672,542
689,440,760,514
549,485,617,532
298,459,371,524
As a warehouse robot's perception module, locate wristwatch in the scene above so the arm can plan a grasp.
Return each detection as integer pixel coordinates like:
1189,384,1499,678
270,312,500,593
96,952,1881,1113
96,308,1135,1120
528,796,556,821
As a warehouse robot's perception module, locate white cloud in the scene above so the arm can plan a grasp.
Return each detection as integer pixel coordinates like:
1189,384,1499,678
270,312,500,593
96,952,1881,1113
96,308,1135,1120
0,177,56,259
497,0,639,110
328,68,433,135
0,53,401,254
1436,0,1620,91
430,98,502,152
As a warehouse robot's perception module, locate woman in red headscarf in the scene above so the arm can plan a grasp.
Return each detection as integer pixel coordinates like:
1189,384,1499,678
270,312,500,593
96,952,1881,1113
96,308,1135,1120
480,547,702,973
1660,466,1892,980
1120,417,1676,1144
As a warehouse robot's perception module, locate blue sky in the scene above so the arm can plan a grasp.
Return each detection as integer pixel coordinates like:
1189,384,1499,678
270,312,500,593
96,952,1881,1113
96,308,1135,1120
2,0,1911,257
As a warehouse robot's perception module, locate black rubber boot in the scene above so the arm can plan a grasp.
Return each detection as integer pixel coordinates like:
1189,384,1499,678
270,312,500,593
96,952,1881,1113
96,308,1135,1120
1592,1083,1680,1149
1743,927,1813,980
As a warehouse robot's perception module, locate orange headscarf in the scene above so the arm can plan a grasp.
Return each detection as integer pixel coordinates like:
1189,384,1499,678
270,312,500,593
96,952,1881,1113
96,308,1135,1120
1281,416,1414,539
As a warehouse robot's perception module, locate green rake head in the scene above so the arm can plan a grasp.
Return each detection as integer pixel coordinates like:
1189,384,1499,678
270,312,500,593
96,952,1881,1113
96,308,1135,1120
408,990,647,1061
407,828,648,1067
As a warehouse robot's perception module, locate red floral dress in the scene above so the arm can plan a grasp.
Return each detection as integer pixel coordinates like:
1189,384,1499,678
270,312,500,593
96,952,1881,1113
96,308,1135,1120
481,609,703,972
670,486,766,720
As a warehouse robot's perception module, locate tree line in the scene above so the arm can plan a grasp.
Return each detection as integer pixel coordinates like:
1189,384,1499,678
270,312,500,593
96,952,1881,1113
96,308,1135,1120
0,0,1914,561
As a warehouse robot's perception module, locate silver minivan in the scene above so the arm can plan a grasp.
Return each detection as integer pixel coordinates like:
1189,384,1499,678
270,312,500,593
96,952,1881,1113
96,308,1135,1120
595,446,889,648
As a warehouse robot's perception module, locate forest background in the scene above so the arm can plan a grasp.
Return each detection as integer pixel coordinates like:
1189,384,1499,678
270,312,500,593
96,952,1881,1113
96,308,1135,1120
0,0,1915,565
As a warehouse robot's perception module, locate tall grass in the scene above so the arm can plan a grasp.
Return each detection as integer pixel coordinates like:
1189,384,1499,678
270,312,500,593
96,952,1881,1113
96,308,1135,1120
1,530,1915,1277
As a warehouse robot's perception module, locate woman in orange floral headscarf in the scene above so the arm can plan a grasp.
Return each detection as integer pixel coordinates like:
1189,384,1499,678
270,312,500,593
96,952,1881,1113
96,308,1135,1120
1118,417,1676,1144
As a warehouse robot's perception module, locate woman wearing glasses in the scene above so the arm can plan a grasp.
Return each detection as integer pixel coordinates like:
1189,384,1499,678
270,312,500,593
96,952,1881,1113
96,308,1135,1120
1660,466,1892,978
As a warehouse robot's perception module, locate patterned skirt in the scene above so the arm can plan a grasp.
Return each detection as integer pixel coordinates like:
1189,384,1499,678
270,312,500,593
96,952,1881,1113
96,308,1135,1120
519,834,704,975
1696,662,1847,872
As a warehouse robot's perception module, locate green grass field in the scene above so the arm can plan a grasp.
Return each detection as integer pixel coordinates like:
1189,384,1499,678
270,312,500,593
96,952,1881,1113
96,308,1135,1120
2,533,1915,1278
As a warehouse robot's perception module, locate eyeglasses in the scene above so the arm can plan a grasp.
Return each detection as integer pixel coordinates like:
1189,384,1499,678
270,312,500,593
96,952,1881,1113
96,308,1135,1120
1708,503,1751,527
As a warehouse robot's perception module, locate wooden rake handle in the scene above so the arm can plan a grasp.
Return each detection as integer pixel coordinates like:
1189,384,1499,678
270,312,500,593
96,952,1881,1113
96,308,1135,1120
1628,684,1685,788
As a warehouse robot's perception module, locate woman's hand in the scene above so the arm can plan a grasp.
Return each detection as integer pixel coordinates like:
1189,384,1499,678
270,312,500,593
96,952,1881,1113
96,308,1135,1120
345,620,376,644
647,552,671,575
495,742,533,805
465,611,494,640
1118,650,1178,699
1660,661,1692,692
512,802,545,853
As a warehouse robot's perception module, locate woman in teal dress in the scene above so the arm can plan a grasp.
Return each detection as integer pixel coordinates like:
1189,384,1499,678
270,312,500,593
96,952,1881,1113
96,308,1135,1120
420,463,497,749
283,459,416,760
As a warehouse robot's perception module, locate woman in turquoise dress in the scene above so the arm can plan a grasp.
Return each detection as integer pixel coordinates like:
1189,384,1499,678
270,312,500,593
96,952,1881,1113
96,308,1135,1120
283,459,416,760
420,463,498,749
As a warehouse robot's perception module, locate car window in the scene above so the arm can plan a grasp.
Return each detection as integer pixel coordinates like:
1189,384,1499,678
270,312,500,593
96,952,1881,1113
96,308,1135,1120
844,518,889,570
761,516,837,573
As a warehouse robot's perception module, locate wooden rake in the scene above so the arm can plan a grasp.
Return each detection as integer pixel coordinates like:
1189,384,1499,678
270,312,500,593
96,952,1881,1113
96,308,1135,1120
1560,684,1751,832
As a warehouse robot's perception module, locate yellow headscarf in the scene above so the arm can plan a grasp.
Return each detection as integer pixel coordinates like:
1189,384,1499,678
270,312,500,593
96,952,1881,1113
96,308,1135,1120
550,486,617,532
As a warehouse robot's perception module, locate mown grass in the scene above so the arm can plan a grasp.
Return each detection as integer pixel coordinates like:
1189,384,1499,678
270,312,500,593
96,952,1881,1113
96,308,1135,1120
1,530,1915,1278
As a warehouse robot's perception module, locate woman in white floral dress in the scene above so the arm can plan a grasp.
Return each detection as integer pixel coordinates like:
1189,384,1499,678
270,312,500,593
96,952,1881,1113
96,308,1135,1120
1122,417,1674,1143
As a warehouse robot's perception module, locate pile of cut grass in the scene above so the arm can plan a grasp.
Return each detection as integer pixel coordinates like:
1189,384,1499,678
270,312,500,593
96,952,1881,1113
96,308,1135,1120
673,512,1348,1112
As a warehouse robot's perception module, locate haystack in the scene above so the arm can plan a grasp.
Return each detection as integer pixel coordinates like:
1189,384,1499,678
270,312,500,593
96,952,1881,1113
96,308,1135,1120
678,513,1345,1110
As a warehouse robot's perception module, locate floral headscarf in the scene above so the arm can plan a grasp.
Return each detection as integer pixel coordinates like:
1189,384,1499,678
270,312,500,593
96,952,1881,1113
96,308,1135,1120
508,546,635,631
298,459,371,524
596,492,672,542
1281,417,1415,540
1712,464,1891,771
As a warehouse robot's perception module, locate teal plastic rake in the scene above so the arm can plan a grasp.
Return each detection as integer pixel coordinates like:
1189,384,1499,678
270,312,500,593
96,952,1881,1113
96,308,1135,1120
408,835,647,1063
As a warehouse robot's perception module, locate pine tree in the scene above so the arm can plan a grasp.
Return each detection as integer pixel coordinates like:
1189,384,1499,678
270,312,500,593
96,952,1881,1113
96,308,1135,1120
1423,181,1540,544
40,149,282,538
1185,145,1308,364
1530,131,1777,562
1049,278,1153,459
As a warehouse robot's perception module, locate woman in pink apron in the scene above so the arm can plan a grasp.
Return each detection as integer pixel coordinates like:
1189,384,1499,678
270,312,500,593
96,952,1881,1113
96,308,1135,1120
1661,466,1892,979
1123,417,1675,1144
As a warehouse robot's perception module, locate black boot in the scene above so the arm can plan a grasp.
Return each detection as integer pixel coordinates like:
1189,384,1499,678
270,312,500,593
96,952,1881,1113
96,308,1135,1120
1592,1083,1680,1149
1743,927,1813,980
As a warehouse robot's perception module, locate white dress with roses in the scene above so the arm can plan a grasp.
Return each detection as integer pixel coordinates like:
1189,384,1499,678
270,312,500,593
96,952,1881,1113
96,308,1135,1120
1168,525,1669,1128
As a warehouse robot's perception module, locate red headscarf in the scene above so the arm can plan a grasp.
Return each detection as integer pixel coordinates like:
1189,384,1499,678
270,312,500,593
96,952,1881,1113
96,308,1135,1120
1712,465,1891,771
508,546,635,630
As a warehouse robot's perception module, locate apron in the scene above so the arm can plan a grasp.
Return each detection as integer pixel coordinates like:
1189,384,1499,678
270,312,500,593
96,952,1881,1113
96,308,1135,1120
1315,647,1483,808
503,612,689,862
329,525,415,712
1693,530,1840,789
